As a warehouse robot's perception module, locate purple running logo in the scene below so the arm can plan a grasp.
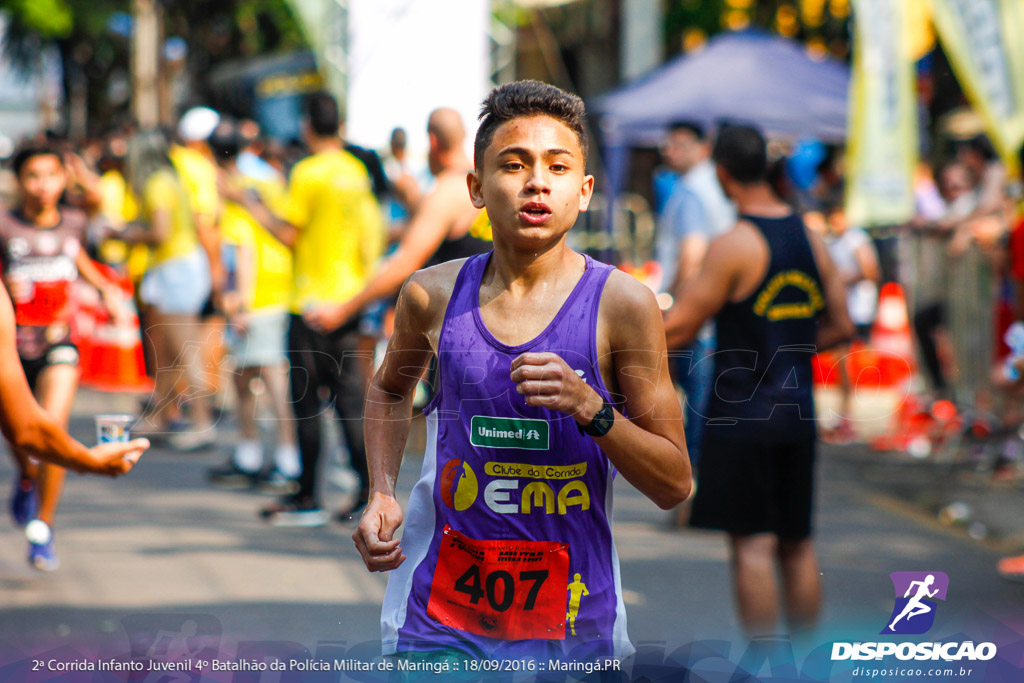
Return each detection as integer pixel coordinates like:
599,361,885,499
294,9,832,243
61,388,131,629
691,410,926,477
881,571,949,635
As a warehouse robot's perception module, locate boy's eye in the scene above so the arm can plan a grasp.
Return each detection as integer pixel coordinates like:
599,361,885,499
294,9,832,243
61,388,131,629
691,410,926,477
551,164,569,172
503,162,524,171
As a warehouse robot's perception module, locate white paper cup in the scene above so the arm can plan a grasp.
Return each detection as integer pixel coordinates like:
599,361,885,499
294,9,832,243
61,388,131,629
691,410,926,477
96,415,135,445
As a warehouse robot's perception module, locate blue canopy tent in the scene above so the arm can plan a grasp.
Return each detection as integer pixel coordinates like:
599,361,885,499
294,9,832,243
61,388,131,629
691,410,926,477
591,30,850,219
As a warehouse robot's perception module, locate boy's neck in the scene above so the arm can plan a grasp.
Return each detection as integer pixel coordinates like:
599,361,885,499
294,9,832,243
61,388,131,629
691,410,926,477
489,237,582,293
21,202,60,228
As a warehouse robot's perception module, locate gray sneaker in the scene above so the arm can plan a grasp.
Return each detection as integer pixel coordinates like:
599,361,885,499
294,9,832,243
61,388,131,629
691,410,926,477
169,428,218,452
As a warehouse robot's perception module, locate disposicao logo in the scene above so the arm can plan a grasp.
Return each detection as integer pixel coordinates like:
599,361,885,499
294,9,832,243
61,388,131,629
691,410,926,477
831,571,997,663
882,571,948,635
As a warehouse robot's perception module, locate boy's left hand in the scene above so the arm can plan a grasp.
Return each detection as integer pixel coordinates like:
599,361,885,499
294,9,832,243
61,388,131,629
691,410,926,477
510,352,603,423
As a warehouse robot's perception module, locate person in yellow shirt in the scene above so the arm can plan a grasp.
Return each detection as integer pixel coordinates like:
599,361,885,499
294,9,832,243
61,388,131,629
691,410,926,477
236,92,384,526
170,107,223,293
204,121,299,493
94,138,152,278
170,108,230,414
120,130,217,451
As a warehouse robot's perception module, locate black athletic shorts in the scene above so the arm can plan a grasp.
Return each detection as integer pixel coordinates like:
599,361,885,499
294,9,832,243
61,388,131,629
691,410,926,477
20,344,80,390
689,432,816,540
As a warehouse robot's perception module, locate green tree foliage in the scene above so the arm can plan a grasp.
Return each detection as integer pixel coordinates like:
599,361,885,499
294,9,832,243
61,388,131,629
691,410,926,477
5,0,73,38
0,0,308,127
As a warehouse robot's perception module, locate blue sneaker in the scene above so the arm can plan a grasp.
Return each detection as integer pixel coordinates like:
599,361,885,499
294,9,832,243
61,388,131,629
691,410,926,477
10,477,37,527
26,520,59,571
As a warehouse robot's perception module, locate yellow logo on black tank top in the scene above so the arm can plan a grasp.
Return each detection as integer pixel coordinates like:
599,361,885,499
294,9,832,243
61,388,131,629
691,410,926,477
752,269,825,321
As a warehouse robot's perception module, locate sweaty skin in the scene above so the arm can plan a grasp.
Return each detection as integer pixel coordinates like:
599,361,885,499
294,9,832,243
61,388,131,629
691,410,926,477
353,114,691,572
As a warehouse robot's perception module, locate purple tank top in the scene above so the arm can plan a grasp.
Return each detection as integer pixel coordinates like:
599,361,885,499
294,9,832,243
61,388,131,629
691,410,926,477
380,251,632,661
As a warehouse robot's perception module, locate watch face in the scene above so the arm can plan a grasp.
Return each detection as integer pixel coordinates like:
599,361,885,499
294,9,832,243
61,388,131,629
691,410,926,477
589,405,614,436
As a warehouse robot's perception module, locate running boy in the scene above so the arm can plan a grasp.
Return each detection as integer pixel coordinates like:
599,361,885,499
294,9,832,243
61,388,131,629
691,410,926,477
3,146,127,571
353,81,691,661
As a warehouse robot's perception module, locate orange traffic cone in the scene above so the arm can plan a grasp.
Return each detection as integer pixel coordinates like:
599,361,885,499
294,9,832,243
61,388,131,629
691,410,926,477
869,282,916,387
75,265,153,393
864,283,925,451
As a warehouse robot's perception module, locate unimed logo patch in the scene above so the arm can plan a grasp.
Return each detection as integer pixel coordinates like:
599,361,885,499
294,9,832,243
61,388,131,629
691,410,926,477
470,416,549,450
881,571,949,635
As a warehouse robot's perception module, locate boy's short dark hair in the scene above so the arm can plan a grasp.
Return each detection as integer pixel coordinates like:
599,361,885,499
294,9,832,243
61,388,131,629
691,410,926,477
474,80,588,170
712,124,768,184
12,146,62,177
306,91,340,138
668,120,705,141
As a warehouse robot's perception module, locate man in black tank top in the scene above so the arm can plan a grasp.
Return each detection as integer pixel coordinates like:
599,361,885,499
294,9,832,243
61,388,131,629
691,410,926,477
664,125,853,637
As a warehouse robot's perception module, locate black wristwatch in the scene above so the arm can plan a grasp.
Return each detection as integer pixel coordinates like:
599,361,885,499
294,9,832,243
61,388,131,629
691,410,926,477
580,399,615,437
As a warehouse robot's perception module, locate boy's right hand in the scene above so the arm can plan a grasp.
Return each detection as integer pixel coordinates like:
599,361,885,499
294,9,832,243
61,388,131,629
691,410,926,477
80,438,150,476
353,491,406,572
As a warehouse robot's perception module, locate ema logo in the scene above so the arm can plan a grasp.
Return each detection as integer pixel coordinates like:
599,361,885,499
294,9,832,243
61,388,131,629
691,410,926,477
439,459,477,511
881,571,949,635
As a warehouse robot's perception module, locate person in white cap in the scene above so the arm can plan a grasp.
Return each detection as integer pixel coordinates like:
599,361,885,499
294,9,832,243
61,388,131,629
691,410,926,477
125,130,216,451
167,107,225,450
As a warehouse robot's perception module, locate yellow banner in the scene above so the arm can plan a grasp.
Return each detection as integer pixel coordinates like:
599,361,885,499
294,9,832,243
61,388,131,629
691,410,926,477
928,0,1024,168
845,0,918,227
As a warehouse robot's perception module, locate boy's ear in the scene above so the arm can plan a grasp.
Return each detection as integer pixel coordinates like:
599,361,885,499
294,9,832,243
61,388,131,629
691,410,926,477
467,170,486,209
577,173,595,213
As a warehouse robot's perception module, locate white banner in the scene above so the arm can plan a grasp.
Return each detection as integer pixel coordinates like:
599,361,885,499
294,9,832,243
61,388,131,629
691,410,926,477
346,0,491,161
845,0,918,227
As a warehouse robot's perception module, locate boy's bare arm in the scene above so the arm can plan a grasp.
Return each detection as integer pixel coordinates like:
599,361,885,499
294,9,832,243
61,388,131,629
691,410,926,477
511,271,691,509
597,272,692,507
353,261,459,572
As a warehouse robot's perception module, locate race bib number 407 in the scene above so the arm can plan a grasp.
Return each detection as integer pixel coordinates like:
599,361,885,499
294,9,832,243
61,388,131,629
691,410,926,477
427,526,569,641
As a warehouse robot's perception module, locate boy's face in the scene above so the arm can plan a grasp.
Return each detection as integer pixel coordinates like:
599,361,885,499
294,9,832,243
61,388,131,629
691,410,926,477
19,154,65,209
469,115,593,248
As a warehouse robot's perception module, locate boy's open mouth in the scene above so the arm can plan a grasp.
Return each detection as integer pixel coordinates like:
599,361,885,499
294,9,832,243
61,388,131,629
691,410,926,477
519,202,552,225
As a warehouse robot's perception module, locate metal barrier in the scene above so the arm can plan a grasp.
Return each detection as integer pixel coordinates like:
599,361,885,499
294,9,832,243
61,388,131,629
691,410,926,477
899,227,997,407
570,192,656,265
